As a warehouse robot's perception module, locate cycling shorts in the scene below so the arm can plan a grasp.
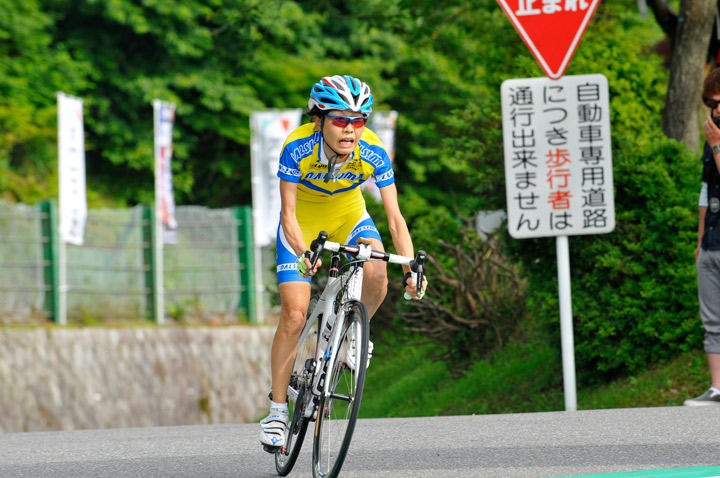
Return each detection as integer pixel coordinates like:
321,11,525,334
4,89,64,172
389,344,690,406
276,199,382,284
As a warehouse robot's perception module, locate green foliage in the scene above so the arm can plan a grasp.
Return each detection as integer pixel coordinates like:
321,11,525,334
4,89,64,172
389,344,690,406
1,0,505,209
0,0,92,183
374,210,528,372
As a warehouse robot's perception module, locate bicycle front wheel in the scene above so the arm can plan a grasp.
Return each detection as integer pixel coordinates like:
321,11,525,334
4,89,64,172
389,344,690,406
275,294,320,476
312,300,369,478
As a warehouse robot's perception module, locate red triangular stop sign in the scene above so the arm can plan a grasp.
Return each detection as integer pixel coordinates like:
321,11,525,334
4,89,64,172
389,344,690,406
496,0,601,79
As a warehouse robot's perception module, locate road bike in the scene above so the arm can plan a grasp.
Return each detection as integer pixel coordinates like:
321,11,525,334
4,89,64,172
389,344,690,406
269,231,426,478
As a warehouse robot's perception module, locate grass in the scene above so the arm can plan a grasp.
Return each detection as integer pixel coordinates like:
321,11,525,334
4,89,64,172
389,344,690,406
360,330,711,418
577,350,709,409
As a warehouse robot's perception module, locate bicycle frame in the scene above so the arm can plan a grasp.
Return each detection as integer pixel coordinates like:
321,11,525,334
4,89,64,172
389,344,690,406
292,245,368,407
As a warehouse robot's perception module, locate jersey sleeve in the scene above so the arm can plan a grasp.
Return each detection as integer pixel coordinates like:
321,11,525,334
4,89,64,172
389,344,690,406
277,140,302,183
373,154,395,188
277,124,319,183
360,128,395,188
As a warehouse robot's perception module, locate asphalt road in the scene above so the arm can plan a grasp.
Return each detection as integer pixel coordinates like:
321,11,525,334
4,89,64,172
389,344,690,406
0,407,718,478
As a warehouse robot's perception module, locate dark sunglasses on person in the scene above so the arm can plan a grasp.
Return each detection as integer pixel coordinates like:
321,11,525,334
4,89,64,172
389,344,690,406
326,114,367,128
705,98,720,109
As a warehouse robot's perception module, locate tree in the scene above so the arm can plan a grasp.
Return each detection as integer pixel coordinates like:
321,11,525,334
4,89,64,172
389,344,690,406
647,0,715,150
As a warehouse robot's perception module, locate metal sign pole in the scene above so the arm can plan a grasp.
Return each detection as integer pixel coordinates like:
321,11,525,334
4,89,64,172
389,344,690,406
57,239,68,325
152,100,165,325
556,235,577,411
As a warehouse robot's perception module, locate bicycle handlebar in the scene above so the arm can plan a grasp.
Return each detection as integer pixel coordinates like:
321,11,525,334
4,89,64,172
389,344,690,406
309,231,426,298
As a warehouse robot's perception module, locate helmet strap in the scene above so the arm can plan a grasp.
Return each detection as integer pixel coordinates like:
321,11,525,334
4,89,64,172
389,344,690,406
324,152,340,183
319,116,348,183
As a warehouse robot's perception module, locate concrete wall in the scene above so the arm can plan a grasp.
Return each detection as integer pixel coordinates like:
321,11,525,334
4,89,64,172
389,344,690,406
0,326,275,433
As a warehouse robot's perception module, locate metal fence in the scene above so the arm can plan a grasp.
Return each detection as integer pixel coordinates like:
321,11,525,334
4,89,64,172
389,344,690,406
0,200,255,325
0,201,45,322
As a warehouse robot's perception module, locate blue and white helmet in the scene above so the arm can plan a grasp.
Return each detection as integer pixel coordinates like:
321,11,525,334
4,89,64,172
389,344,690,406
308,75,373,116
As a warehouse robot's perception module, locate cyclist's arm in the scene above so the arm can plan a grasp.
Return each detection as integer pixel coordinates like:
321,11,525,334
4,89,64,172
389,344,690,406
378,183,415,275
279,179,309,256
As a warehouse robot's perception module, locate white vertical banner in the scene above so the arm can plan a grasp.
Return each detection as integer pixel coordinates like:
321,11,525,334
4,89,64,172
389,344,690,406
57,92,87,246
363,110,398,202
57,91,87,326
249,109,303,323
154,100,178,245
152,99,177,325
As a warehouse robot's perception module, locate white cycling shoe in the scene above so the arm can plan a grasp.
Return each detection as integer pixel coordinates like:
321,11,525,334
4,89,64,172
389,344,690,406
345,325,373,371
259,408,288,449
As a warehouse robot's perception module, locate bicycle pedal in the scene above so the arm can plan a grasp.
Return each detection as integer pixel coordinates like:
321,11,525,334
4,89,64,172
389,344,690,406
262,444,281,454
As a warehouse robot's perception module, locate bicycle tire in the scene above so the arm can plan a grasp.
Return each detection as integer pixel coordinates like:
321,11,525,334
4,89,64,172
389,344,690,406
312,300,369,478
275,294,321,476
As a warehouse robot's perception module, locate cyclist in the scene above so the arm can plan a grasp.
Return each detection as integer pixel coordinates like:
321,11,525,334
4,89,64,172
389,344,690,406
260,75,427,450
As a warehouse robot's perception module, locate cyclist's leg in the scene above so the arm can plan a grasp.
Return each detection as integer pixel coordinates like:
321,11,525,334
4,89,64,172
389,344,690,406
339,211,382,371
344,211,387,318
261,281,309,450
262,223,313,449
272,223,313,405
272,282,311,404
358,237,387,318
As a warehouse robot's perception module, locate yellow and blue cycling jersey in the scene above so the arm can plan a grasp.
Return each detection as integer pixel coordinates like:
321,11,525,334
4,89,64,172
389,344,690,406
276,122,394,283
277,123,395,202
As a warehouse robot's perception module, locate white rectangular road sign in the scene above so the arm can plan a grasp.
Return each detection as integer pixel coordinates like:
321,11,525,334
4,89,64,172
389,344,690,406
501,74,615,239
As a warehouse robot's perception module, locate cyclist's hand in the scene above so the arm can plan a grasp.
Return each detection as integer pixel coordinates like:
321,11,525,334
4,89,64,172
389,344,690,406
403,273,428,300
296,252,322,278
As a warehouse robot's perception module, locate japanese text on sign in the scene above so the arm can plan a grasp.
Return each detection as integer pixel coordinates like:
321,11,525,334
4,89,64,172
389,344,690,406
515,0,590,16
501,74,615,239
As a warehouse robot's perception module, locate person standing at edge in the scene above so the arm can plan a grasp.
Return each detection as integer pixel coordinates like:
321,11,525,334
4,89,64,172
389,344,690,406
685,68,720,406
259,75,428,447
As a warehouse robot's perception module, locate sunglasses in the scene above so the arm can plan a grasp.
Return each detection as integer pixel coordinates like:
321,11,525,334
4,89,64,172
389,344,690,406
326,114,367,128
705,99,720,109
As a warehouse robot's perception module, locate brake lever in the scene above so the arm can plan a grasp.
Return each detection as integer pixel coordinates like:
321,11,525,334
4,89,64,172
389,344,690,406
309,231,328,272
413,250,426,298
404,250,426,300
416,264,424,297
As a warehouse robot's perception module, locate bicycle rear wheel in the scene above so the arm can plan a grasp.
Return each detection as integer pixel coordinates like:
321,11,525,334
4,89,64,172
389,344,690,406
275,294,320,476
312,300,369,478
